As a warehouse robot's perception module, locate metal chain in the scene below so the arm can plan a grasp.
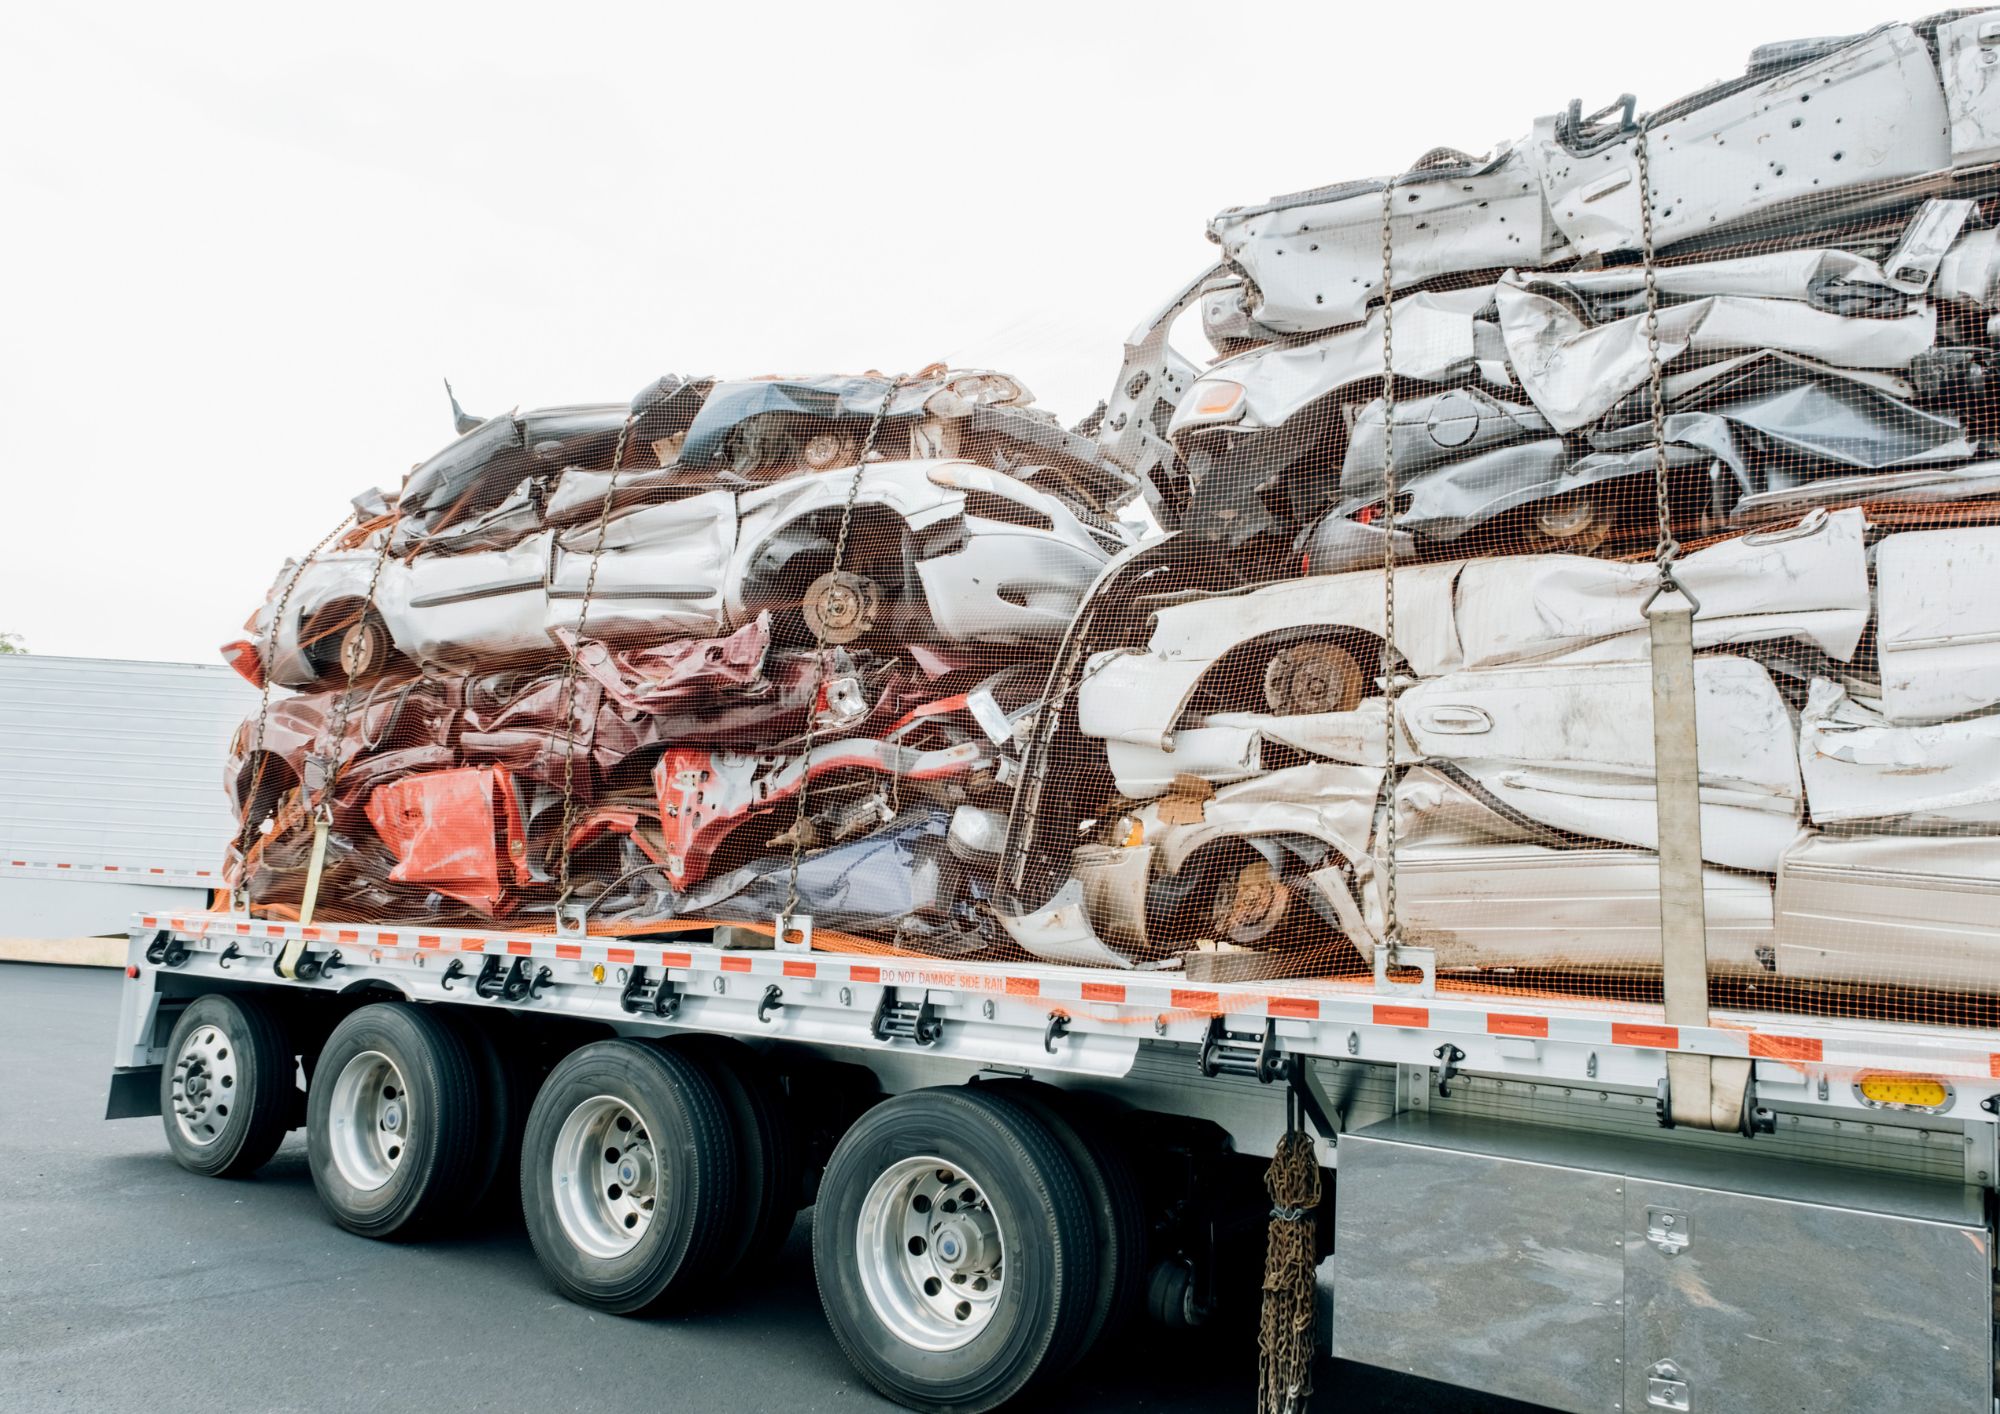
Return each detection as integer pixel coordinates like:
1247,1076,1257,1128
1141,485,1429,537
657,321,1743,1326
1636,122,1678,584
231,510,358,907
554,417,639,910
1376,175,1403,953
312,517,404,824
779,380,901,936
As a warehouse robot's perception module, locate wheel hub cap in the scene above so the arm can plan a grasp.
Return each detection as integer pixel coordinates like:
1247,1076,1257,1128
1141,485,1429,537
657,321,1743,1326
551,1096,660,1260
326,1049,410,1192
856,1157,1008,1352
170,1025,237,1147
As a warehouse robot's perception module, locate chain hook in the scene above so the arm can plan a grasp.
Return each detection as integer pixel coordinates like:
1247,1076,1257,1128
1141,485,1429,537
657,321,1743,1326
1633,120,1701,619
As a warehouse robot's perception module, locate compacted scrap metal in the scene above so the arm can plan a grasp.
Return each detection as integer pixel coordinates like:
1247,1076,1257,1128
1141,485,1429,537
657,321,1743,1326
229,17,2000,1017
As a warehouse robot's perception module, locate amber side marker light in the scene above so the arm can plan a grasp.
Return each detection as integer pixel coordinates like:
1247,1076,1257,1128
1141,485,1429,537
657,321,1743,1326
1185,379,1245,420
1853,1073,1953,1112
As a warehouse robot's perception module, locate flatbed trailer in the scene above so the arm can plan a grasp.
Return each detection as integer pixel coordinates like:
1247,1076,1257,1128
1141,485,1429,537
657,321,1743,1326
108,903,1999,1413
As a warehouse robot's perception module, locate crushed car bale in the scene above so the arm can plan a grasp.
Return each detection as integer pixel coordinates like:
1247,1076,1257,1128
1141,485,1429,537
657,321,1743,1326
221,17,2000,1024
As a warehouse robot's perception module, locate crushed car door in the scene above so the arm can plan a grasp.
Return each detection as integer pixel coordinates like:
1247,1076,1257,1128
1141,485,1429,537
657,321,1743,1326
1799,679,2000,828
1383,840,1775,978
1452,507,1869,670
547,490,737,643
1774,830,2000,994
1397,656,1803,872
1874,524,2000,722
380,531,556,671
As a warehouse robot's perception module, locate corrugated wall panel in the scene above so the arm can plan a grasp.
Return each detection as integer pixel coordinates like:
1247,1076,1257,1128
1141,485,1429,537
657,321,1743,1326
0,656,257,876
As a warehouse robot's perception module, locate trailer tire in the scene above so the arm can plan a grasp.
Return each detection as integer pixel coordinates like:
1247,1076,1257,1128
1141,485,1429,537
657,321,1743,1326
667,1036,802,1279
306,1002,480,1240
520,1039,737,1315
161,994,295,1179
442,1008,526,1224
974,1081,1148,1361
813,1086,1098,1413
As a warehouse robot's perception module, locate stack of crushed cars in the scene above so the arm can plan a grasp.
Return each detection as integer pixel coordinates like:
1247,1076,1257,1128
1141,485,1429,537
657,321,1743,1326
223,366,1142,952
225,15,2000,1009
997,14,2000,1004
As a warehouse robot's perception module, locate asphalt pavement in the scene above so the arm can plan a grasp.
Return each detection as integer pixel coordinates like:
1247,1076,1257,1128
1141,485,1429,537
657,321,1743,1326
0,962,1541,1413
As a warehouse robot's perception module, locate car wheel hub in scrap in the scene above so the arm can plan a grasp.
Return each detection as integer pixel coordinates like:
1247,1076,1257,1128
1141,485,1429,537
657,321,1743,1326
801,570,881,645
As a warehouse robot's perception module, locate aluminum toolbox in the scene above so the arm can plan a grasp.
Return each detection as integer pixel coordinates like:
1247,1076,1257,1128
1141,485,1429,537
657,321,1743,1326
1332,1111,1991,1414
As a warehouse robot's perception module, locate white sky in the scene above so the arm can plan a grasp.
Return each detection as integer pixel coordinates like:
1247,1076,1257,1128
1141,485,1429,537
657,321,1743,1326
0,0,1907,664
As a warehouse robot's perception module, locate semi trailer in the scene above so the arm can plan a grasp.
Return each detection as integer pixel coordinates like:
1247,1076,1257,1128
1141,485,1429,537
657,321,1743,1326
105,15,2000,1413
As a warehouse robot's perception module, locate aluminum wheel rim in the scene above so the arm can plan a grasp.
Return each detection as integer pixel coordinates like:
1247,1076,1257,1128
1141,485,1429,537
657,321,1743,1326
326,1049,410,1191
551,1096,660,1260
856,1155,1007,1352
170,1022,239,1146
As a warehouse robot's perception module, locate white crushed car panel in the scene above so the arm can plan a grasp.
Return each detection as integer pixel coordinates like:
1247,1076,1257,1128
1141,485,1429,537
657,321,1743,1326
1209,145,1560,335
1453,508,1869,668
1874,525,2000,722
1529,25,1951,260
1170,287,1500,436
1798,679,2000,827
1937,11,2000,166
1495,275,1937,432
1398,656,1803,872
1775,830,2000,993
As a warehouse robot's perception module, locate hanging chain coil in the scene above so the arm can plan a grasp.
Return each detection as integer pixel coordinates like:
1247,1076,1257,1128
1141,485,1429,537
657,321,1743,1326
231,511,358,907
1256,1129,1323,1414
1376,175,1403,952
778,380,901,938
553,416,640,912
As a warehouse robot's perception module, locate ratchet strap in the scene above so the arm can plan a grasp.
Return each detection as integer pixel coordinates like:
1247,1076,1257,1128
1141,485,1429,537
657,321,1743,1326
1648,594,1750,1130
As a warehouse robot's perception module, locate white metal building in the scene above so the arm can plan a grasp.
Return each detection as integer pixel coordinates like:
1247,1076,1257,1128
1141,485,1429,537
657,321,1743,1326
0,655,256,938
